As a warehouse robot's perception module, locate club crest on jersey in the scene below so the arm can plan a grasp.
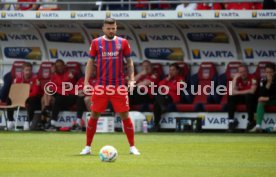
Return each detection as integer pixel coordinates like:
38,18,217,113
116,44,121,50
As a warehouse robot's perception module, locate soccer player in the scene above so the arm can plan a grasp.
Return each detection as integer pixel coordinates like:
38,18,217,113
80,18,140,155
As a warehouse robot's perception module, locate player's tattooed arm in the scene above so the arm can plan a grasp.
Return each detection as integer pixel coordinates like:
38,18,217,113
127,58,135,81
127,58,136,89
85,58,94,87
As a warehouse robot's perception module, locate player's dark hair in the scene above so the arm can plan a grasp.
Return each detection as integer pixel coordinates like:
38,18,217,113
238,64,248,71
170,63,180,72
103,18,116,25
22,62,32,69
265,63,276,71
55,59,65,65
142,60,152,65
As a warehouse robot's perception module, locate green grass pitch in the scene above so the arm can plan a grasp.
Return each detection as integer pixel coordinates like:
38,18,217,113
0,132,276,177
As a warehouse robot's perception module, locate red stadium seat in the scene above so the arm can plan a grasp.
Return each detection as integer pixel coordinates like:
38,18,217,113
225,61,242,81
177,62,190,81
152,63,164,78
37,61,54,91
177,62,217,112
196,3,222,10
66,61,83,79
11,61,25,80
204,62,241,112
224,3,255,10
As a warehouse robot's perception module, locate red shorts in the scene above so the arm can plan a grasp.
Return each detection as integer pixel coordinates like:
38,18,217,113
90,86,129,113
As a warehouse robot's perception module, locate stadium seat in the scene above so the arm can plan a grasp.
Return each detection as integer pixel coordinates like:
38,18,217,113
37,61,53,91
177,62,217,112
177,62,190,82
205,61,242,112
11,61,25,80
152,63,164,79
66,61,83,79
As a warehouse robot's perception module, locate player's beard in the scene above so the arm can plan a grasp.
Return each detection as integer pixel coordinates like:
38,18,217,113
106,33,115,40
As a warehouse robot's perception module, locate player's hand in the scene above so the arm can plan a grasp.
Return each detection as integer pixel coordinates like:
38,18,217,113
68,72,74,79
233,73,241,81
258,96,269,102
128,80,136,93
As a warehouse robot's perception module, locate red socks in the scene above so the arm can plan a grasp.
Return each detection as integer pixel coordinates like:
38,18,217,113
123,118,135,147
86,117,134,147
86,117,98,146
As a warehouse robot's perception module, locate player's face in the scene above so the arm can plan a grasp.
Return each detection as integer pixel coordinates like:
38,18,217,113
102,23,117,39
142,62,152,74
238,67,248,79
265,68,275,80
169,66,179,77
55,62,65,74
23,66,32,79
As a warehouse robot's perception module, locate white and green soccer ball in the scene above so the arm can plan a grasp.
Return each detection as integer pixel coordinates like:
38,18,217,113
99,145,118,162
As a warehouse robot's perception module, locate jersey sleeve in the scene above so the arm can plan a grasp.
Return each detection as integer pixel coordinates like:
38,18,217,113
122,39,131,59
89,40,97,60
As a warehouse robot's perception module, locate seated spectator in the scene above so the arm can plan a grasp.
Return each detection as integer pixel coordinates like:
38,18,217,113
72,65,97,131
175,3,197,11
38,0,59,10
263,0,275,9
46,59,77,131
132,0,148,10
15,0,39,10
7,62,43,130
224,2,261,10
196,3,222,10
0,72,13,104
228,65,257,132
103,0,129,10
250,63,276,133
151,0,171,10
1,0,16,10
129,60,159,108
153,63,184,131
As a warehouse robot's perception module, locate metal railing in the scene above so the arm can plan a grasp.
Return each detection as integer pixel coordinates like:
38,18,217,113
0,0,275,11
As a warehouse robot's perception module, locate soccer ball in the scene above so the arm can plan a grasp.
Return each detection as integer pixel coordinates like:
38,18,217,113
99,145,118,162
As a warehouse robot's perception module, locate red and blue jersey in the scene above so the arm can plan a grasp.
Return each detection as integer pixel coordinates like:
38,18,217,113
89,36,131,87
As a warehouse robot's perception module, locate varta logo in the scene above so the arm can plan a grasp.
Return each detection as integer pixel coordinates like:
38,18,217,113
7,34,38,40
149,35,180,41
4,12,24,18
193,49,234,59
139,33,148,42
244,48,253,59
257,12,276,17
220,12,239,17
133,24,172,29
111,13,129,18
239,32,249,41
250,34,276,40
0,32,8,41
147,12,165,17
189,24,223,29
255,50,276,58
60,50,89,58
50,48,58,58
183,12,202,17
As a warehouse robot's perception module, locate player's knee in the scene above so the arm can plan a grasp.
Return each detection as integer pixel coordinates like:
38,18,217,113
91,111,101,119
